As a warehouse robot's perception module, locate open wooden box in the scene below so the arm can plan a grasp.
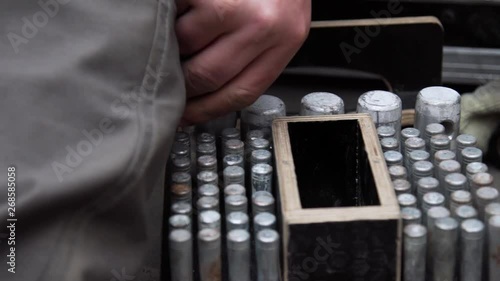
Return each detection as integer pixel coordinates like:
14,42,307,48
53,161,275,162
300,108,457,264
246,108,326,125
272,114,401,281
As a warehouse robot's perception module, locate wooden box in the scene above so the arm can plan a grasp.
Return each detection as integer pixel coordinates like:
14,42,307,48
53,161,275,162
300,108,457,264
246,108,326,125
272,114,401,281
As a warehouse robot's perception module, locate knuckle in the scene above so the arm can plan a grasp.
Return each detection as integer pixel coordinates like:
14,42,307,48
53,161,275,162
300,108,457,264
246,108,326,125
228,87,260,110
253,6,279,34
185,64,220,94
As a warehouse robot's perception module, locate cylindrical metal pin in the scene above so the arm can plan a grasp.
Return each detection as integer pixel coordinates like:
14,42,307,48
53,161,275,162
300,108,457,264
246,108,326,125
251,149,273,166
381,137,400,153
197,132,216,146
456,134,477,163
460,219,485,281
198,210,221,231
401,128,421,160
393,179,412,195
226,212,249,232
241,95,286,139
471,172,495,201
256,229,281,281
356,90,402,139
253,191,275,216
450,190,473,214
384,151,404,166
453,205,478,225
409,150,431,172
444,173,467,206
175,131,191,147
378,126,396,140
423,198,447,226
475,187,499,221
246,130,266,143
433,150,456,175
461,147,483,174
254,212,277,234
430,134,451,159
300,92,345,116
404,137,426,171
398,193,417,209
227,229,251,281
198,228,222,281
431,217,459,281
488,216,500,281
389,165,408,181
401,207,422,226
169,215,192,232
198,184,219,199
251,163,273,194
223,166,245,187
417,177,440,208
485,202,500,222
438,160,461,193
171,172,192,204
198,155,218,174
425,123,445,151
172,156,191,174
404,224,427,281
221,128,240,144
197,171,219,187
197,196,220,213
169,229,193,281
225,195,248,215
197,143,217,158
224,139,244,158
466,162,488,191
172,142,190,159
223,154,244,170
412,161,434,193
171,202,193,217
414,86,461,145
224,184,246,198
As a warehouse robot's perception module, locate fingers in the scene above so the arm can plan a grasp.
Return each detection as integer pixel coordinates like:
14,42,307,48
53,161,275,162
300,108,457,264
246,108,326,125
180,43,299,126
182,25,270,98
175,3,233,56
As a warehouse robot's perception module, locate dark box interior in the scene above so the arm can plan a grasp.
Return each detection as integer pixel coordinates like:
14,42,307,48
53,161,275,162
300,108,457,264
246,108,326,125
287,120,380,208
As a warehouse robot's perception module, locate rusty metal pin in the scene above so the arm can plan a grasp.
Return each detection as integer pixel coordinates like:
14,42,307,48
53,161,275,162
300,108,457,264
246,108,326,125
171,172,192,204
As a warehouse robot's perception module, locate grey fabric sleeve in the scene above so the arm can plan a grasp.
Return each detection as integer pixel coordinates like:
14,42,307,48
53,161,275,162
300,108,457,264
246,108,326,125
0,0,185,280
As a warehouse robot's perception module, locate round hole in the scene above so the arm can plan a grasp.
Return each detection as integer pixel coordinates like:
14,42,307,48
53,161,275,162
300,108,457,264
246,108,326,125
440,120,455,138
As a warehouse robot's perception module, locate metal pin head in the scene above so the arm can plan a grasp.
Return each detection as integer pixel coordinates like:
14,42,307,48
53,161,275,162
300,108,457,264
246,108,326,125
439,160,461,173
254,212,277,232
169,215,191,231
423,192,446,209
198,228,221,247
418,177,440,192
197,196,219,212
430,134,451,150
410,150,430,163
197,143,216,157
241,95,286,135
434,150,456,164
451,190,473,205
381,137,400,152
223,154,244,169
224,184,246,198
471,172,495,187
252,163,273,176
197,171,218,186
221,128,240,141
485,203,500,220
427,207,451,224
251,149,272,165
461,147,483,162
301,92,345,116
225,195,248,212
426,123,446,138
198,184,220,198
405,137,426,150
225,139,245,155
456,134,477,149
197,155,217,171
172,172,191,185
401,207,422,225
169,229,192,250
256,229,280,250
389,165,408,180
378,126,396,139
461,219,485,239
466,162,488,178
404,224,427,240
223,166,245,186
199,210,221,230
357,90,402,126
413,161,434,175
393,179,411,195
435,217,459,231
444,173,467,190
385,151,403,166
398,193,417,208
246,130,266,142
252,191,275,213
489,215,500,228
171,202,193,216
172,156,191,173
227,229,251,250
249,138,271,151
172,142,190,158
175,132,190,145
454,205,478,221
197,132,216,145
401,128,421,140
226,212,249,232
476,186,499,202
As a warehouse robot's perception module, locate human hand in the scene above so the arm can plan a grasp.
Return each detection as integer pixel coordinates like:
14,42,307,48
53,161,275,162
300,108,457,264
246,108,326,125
176,0,311,126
